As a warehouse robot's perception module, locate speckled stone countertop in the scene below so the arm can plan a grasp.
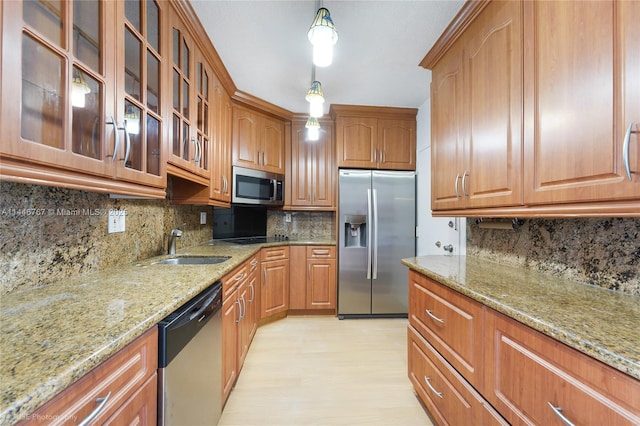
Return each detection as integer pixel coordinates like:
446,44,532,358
401,255,640,381
0,239,335,426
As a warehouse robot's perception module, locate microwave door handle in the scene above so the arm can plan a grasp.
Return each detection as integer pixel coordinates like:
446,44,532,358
271,179,277,200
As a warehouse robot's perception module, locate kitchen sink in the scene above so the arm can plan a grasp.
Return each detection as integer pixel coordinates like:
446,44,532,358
153,256,231,265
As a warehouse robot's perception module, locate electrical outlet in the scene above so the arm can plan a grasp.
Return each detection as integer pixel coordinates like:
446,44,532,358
200,211,207,225
284,213,292,223
108,210,126,233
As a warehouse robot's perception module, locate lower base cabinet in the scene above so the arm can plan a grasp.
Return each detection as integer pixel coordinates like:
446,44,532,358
260,247,289,319
289,246,337,311
19,327,157,426
408,326,506,426
408,271,640,426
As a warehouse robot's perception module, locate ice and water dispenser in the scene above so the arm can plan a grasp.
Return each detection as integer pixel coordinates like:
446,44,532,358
344,215,367,247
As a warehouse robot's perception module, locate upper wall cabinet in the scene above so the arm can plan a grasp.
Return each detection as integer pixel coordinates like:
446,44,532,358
232,104,285,175
330,105,417,171
0,1,166,198
166,7,211,185
431,0,523,211
209,75,232,205
423,0,639,217
288,119,335,210
523,0,640,206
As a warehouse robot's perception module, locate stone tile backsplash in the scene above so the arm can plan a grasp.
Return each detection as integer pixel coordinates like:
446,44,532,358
1,182,212,294
268,211,335,240
467,217,640,295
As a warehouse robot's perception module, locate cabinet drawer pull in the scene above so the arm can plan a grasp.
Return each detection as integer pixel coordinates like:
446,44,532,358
426,309,444,324
424,377,443,399
454,174,460,199
234,273,245,281
313,250,330,255
623,123,638,181
251,259,258,267
78,391,111,426
547,402,575,426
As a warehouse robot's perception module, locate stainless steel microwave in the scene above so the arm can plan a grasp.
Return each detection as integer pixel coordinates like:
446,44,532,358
232,166,284,206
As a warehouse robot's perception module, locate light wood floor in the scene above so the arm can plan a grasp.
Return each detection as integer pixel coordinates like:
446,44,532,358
218,316,433,426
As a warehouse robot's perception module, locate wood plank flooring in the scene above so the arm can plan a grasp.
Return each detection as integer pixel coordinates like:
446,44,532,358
219,316,433,426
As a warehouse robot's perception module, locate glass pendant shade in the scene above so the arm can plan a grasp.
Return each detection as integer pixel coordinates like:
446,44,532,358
308,8,338,67
71,69,91,108
305,80,325,118
305,117,320,141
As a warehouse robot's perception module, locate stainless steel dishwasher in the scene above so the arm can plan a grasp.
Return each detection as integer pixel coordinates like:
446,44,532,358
158,281,223,425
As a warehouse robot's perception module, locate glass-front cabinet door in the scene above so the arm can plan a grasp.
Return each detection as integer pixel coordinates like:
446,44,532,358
1,0,116,177
167,8,210,182
116,0,165,187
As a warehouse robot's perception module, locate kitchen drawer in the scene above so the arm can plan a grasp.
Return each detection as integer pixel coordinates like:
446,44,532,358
485,309,640,425
261,246,289,261
222,262,248,300
306,246,336,259
20,327,157,425
408,326,507,426
103,373,157,425
408,270,484,388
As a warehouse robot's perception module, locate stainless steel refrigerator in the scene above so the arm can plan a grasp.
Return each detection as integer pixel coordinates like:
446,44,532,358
338,169,416,318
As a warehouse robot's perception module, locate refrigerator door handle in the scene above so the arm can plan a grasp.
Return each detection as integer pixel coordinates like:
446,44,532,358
372,188,379,279
367,189,373,280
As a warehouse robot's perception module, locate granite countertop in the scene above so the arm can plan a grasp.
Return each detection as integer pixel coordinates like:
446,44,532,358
0,239,335,426
401,255,640,381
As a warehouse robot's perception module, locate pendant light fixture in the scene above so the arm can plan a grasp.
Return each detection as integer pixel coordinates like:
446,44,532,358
308,7,338,67
305,117,320,141
305,80,325,118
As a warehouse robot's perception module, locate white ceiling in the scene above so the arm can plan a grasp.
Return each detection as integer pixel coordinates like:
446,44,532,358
189,0,465,115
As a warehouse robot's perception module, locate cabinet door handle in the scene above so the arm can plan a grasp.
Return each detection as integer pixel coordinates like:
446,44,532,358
240,296,246,320
373,149,377,163
380,149,384,164
454,173,461,199
107,117,119,161
235,299,242,323
263,268,267,284
623,123,638,181
78,391,111,426
424,377,443,399
547,402,575,426
461,170,469,197
223,175,228,194
122,123,132,166
308,264,311,279
426,309,445,324
248,283,255,302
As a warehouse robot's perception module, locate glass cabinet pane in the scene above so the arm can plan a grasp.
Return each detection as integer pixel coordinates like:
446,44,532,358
73,0,100,73
24,0,64,48
182,40,189,75
124,100,142,171
21,34,64,148
182,80,189,118
197,96,203,130
173,114,180,156
182,121,190,160
173,28,180,66
72,67,102,159
147,50,159,113
147,0,160,52
173,70,180,111
147,115,161,176
125,28,141,101
125,0,141,33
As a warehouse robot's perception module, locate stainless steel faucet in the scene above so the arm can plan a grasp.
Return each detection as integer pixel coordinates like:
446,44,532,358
168,224,186,255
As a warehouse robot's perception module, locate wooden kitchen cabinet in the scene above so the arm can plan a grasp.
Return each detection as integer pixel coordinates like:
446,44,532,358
289,246,336,311
232,104,285,175
166,6,210,185
424,0,640,216
523,0,640,205
428,0,523,211
209,78,233,205
260,246,289,319
484,309,640,426
0,0,165,198
408,326,507,426
289,120,335,209
20,327,157,425
331,105,417,171
408,270,484,389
